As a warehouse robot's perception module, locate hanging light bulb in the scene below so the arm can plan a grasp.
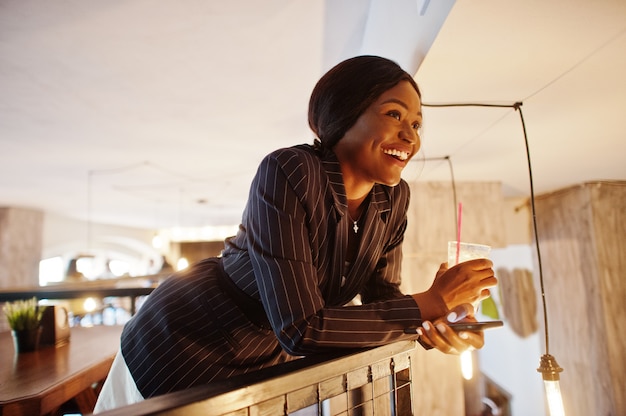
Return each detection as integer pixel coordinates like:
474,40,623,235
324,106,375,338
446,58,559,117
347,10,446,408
538,354,565,416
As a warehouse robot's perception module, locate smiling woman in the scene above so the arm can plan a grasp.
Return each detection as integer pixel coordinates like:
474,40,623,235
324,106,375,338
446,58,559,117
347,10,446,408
333,80,422,200
93,55,497,412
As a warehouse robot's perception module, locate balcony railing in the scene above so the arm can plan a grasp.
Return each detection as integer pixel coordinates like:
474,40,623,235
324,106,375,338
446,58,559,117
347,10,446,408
97,340,418,416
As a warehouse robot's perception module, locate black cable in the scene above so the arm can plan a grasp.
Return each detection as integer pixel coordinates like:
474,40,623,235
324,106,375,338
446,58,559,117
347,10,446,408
423,103,516,109
421,100,550,354
446,156,459,239
514,102,550,354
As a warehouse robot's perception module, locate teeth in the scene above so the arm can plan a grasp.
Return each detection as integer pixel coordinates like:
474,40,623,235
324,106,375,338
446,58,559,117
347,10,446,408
383,149,409,161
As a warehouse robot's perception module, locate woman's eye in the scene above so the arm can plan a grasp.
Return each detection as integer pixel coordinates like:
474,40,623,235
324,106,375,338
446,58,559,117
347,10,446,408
412,122,422,132
387,110,401,120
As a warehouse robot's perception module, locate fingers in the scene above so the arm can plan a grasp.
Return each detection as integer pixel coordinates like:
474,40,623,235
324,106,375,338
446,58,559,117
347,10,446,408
430,258,498,315
453,258,492,270
418,320,485,354
453,259,499,290
417,322,457,354
450,259,495,279
480,275,499,288
455,328,485,350
447,303,474,322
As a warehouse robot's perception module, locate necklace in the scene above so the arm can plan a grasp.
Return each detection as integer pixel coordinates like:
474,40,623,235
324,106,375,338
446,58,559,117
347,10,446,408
348,210,364,234
348,196,368,234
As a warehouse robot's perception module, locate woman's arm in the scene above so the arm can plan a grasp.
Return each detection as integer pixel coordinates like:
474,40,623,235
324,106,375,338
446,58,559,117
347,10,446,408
245,149,422,355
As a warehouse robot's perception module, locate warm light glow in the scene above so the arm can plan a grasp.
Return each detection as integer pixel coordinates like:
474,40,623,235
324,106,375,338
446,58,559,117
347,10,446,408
151,234,163,249
108,259,129,277
538,354,565,416
177,257,189,270
544,380,565,416
164,225,239,242
460,350,473,380
83,297,97,313
76,257,95,279
39,256,64,285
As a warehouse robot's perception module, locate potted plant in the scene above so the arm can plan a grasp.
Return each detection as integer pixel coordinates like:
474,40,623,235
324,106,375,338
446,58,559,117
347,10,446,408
3,297,47,353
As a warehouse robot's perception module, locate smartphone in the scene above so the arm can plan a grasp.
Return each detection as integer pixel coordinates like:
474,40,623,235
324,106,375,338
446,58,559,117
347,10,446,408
448,321,503,331
403,320,503,334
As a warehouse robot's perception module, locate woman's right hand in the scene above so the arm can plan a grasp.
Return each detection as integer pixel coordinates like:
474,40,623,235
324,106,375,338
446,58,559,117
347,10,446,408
412,259,497,322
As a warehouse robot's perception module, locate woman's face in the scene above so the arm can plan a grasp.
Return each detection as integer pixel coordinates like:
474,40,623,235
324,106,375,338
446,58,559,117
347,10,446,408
334,80,422,190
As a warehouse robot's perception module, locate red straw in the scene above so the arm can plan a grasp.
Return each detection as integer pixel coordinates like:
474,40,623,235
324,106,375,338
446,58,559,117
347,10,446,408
455,202,463,264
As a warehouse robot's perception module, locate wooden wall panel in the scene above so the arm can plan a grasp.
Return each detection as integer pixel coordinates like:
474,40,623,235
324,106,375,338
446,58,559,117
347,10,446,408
0,207,43,333
497,267,538,338
402,181,506,294
590,182,626,414
0,207,43,289
178,240,225,266
534,181,625,416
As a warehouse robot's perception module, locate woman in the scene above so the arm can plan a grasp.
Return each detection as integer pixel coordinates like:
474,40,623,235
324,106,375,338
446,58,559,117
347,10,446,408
94,55,496,411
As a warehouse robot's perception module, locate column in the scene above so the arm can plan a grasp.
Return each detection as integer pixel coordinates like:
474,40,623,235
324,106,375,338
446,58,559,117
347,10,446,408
534,181,626,415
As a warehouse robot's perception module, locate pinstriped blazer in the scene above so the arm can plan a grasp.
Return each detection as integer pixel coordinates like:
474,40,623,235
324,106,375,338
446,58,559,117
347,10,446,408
120,144,423,398
221,144,422,353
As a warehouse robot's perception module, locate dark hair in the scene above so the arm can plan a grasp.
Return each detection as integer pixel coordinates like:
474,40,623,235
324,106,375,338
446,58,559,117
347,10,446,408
308,55,421,151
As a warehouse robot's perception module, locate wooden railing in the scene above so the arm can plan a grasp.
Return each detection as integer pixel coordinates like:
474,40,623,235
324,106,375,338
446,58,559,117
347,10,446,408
96,340,418,416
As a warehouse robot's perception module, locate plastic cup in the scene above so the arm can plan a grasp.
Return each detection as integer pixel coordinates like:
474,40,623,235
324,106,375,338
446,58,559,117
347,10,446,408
447,241,491,266
447,241,492,314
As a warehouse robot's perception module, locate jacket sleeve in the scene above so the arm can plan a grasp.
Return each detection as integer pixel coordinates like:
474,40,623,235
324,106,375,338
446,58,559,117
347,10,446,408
246,149,422,356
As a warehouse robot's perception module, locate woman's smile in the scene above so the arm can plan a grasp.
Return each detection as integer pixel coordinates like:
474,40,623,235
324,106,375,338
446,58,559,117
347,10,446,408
382,147,410,161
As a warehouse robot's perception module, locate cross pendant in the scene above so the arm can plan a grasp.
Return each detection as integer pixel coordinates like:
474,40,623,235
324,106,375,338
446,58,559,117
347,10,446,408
353,221,359,233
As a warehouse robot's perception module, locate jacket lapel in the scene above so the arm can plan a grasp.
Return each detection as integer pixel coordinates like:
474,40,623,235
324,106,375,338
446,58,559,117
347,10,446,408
344,185,392,292
320,150,395,303
321,152,348,302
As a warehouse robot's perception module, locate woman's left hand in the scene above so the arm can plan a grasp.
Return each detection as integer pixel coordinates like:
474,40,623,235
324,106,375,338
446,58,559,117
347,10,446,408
416,304,485,354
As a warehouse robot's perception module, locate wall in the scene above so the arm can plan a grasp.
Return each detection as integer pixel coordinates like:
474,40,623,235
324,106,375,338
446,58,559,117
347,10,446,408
0,207,43,289
42,212,164,279
484,245,545,416
401,181,545,416
402,181,502,415
0,207,44,332
533,181,626,416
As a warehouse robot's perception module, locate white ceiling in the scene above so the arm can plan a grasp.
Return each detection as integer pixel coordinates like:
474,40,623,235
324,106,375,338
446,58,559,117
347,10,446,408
1,0,625,232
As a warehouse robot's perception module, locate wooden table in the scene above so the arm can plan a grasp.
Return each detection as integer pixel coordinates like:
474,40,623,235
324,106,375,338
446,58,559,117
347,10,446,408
0,325,123,416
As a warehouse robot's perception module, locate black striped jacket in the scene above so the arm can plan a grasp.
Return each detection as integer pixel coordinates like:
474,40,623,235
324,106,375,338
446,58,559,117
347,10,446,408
121,144,423,398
